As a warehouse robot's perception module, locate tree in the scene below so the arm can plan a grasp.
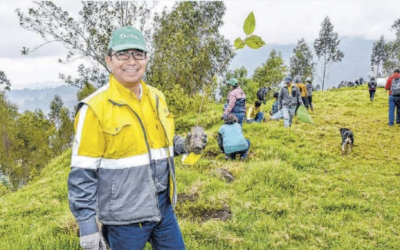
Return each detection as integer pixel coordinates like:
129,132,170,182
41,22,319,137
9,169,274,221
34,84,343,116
314,16,344,90
382,19,400,75
370,36,388,77
0,95,18,183
51,107,74,156
13,110,55,188
17,1,156,89
252,49,287,90
0,71,11,91
147,2,233,97
289,38,315,81
48,95,64,127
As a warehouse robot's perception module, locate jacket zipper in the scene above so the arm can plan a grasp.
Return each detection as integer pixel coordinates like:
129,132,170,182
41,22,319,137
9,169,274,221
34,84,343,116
108,99,161,218
153,95,177,210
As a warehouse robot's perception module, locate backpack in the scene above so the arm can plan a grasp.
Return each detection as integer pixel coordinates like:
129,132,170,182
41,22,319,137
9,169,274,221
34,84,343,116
391,77,400,96
257,87,271,104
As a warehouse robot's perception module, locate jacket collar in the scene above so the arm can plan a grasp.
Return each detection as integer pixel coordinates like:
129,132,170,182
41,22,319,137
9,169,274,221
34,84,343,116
108,74,149,104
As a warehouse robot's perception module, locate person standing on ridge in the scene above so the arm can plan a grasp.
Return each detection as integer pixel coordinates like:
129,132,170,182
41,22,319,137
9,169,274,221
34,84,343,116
305,77,314,111
67,26,207,250
368,77,377,102
385,68,400,126
294,76,309,109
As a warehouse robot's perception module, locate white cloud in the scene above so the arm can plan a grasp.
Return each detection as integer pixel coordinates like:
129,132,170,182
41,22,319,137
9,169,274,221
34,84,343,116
1,0,400,89
0,56,90,89
221,1,400,45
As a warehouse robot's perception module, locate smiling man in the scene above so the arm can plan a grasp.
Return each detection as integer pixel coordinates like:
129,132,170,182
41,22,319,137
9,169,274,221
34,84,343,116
67,26,207,250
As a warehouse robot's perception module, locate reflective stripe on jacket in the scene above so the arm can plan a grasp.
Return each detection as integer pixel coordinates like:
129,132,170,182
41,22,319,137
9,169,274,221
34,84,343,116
68,75,177,236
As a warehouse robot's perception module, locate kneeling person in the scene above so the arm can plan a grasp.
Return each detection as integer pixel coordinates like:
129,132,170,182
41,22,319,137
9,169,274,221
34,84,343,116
218,114,251,161
246,100,264,123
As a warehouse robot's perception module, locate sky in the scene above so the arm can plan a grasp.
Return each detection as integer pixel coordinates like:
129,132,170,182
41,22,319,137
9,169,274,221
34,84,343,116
0,0,399,90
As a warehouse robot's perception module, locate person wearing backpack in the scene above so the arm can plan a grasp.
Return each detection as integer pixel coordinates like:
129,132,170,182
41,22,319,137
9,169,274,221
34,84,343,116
256,87,271,105
385,68,400,126
368,77,377,102
305,77,314,111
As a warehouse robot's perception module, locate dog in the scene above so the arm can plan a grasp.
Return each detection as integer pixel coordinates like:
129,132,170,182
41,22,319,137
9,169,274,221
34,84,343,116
339,128,354,155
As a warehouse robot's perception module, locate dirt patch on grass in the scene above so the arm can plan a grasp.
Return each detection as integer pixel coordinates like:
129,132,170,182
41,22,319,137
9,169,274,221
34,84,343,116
215,168,234,183
200,204,232,222
178,193,198,204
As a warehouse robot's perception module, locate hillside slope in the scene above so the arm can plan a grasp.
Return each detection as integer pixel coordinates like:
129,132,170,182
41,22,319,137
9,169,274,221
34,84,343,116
1,86,399,250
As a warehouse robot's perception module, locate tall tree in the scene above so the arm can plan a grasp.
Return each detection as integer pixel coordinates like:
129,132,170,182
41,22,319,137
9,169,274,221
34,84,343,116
51,107,74,156
252,49,287,90
0,95,18,181
371,36,388,77
382,19,400,75
13,110,55,188
48,95,64,127
147,2,233,97
0,71,11,91
314,16,344,90
17,1,156,89
289,38,315,81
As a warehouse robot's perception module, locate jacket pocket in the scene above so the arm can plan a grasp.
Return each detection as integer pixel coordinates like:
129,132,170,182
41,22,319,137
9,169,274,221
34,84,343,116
102,123,137,158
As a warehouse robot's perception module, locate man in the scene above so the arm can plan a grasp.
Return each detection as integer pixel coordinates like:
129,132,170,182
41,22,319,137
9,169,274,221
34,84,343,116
385,68,400,126
294,76,308,109
67,26,207,250
278,76,303,127
305,77,314,111
246,100,264,123
222,78,246,126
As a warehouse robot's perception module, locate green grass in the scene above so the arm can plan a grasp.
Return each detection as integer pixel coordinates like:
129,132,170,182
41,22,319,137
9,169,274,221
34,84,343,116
1,86,400,249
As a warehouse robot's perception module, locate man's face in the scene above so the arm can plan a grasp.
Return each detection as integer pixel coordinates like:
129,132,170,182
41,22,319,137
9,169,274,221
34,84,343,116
105,49,148,87
286,82,292,87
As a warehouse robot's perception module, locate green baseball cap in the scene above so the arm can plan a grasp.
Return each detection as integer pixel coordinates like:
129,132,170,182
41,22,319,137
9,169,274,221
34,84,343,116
108,26,147,52
226,78,238,86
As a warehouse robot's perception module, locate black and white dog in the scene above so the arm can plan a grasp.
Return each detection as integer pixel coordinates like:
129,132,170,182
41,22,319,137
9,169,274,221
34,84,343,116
339,128,354,155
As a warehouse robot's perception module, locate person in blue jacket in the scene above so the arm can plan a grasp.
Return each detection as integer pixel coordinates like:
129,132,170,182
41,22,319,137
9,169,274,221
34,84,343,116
217,114,251,161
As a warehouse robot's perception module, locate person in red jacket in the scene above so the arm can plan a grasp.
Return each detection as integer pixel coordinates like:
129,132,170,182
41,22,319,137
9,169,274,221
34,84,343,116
385,68,400,126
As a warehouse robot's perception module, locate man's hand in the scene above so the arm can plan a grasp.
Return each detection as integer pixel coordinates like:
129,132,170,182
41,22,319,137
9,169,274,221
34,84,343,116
184,132,208,154
220,114,227,120
80,233,107,250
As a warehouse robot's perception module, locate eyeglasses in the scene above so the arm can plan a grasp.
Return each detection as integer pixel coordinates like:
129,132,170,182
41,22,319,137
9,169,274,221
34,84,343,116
111,51,147,61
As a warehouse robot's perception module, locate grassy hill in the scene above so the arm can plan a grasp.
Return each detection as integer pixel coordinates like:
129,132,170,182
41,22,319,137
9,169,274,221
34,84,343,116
1,86,399,250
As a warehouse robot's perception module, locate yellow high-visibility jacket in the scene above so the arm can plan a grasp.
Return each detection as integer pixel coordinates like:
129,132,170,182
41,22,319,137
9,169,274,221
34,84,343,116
68,74,177,236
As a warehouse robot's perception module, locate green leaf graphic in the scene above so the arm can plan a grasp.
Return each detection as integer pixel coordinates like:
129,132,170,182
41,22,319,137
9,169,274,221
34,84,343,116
234,38,245,50
243,12,255,35
244,35,265,49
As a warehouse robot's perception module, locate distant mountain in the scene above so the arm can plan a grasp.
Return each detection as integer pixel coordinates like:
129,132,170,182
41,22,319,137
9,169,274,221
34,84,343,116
229,36,373,89
3,37,373,113
5,85,79,114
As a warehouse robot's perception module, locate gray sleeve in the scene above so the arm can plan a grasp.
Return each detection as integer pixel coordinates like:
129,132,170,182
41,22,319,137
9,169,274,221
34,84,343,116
68,168,99,237
173,135,187,156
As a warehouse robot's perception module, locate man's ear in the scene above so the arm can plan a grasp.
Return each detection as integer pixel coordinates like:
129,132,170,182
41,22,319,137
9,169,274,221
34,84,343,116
105,56,112,71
